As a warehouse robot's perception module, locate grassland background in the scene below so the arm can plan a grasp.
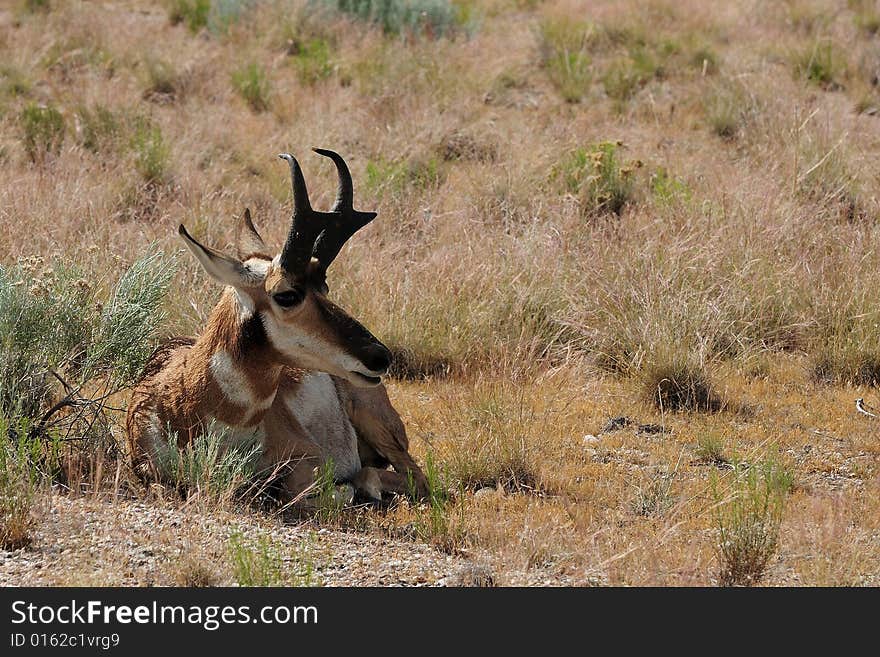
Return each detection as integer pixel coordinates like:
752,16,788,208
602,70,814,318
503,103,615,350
2,0,880,585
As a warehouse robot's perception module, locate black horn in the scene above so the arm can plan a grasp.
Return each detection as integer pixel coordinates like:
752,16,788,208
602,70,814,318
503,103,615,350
314,147,353,213
311,148,377,274
277,153,326,276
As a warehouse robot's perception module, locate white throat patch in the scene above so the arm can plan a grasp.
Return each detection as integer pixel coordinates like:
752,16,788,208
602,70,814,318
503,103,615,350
209,350,275,415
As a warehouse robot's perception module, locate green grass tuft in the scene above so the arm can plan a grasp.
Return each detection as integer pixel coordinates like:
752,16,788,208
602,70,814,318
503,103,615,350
20,103,65,162
694,433,728,466
631,469,676,517
0,417,42,550
22,0,51,13
796,131,863,221
438,383,541,493
537,18,594,103
131,119,171,184
650,167,692,205
313,0,463,38
413,452,466,552
601,47,660,106
813,345,880,386
76,104,122,153
712,457,792,586
703,80,752,140
143,57,186,101
227,529,284,586
793,39,845,89
227,529,318,586
553,141,641,216
691,45,719,74
365,155,444,197
1,65,32,98
168,0,211,33
643,356,724,413
312,459,347,524
291,38,334,85
157,421,262,506
231,63,271,112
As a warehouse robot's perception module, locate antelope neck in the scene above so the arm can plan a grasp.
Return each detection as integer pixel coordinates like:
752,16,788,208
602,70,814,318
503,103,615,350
190,289,283,424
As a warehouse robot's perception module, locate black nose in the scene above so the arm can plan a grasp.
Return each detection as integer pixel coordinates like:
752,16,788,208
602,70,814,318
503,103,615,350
362,344,391,373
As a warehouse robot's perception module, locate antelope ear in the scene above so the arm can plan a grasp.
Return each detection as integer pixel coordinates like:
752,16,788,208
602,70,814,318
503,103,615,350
179,224,264,288
236,208,270,260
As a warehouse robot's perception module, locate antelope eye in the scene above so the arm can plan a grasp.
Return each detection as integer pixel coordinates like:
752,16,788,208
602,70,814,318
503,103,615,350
273,288,304,308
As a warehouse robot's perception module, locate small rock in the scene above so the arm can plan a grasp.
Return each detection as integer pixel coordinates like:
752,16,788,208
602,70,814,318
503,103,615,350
583,434,600,444
474,487,497,499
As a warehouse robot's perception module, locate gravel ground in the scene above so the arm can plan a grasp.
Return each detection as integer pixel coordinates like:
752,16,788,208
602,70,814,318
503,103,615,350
0,494,480,587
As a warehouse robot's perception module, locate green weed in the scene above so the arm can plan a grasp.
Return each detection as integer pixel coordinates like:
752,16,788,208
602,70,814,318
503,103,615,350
553,141,641,216
231,63,271,112
291,38,334,85
227,529,318,586
156,422,262,506
168,0,211,33
712,457,792,586
537,18,594,102
130,119,170,183
20,103,65,162
314,0,462,38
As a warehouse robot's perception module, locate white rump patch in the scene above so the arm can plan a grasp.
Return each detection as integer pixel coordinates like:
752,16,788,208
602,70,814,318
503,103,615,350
143,413,177,480
142,411,167,465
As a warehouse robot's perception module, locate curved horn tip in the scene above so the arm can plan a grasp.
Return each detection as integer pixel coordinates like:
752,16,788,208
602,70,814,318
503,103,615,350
278,153,294,163
312,148,348,165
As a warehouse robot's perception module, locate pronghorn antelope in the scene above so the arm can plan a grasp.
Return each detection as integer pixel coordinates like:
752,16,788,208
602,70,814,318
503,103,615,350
126,149,429,505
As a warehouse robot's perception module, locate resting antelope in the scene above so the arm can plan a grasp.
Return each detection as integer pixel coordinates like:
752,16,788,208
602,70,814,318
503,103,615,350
126,149,429,505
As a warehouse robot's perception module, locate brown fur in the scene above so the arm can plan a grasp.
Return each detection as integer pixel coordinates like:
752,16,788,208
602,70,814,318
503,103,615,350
126,282,428,502
128,204,427,504
336,379,428,494
127,291,284,478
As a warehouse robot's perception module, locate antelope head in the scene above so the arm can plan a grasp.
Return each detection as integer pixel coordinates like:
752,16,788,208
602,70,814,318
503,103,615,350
178,149,391,387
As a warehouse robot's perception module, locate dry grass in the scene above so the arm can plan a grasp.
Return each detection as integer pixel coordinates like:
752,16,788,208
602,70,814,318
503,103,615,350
172,552,220,587
2,0,880,585
0,439,39,550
